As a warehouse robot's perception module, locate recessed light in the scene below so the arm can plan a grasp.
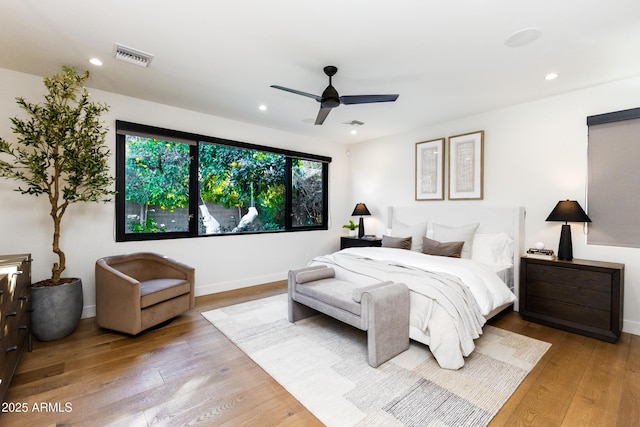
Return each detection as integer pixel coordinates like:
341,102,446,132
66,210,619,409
89,58,103,66
545,72,559,80
258,104,267,111
350,129,357,135
505,28,542,47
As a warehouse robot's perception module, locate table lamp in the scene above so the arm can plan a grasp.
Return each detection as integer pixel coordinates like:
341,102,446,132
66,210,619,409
545,200,591,260
351,203,371,238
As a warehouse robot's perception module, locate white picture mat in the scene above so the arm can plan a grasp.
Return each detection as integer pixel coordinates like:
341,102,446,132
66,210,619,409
415,138,444,200
448,131,484,200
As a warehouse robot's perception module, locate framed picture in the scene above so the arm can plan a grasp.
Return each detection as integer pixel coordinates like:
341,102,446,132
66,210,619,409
448,130,484,200
415,138,445,200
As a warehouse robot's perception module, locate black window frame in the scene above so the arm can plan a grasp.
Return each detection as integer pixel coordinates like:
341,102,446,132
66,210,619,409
115,120,331,242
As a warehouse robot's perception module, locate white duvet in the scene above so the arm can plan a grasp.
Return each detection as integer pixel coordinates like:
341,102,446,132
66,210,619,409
311,247,516,369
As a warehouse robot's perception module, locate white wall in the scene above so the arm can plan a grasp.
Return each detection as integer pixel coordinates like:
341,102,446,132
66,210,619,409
0,68,351,318
349,76,640,336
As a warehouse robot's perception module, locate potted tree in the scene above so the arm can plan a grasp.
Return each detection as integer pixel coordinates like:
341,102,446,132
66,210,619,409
0,66,114,341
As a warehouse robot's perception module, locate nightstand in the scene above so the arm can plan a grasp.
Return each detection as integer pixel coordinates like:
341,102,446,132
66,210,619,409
340,236,382,250
520,257,624,343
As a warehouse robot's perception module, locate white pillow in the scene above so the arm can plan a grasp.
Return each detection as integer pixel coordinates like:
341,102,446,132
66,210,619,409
471,233,514,267
432,222,479,259
390,219,428,251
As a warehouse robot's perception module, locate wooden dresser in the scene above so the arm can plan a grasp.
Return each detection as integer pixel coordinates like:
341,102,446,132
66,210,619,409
520,256,624,343
0,254,32,402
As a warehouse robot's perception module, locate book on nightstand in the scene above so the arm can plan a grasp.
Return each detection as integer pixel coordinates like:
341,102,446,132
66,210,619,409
526,248,556,260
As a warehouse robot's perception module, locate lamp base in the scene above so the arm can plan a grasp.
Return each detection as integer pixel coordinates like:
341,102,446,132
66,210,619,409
557,224,573,260
358,216,365,238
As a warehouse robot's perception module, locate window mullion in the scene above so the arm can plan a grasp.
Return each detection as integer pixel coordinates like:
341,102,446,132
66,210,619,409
189,145,199,236
285,156,293,230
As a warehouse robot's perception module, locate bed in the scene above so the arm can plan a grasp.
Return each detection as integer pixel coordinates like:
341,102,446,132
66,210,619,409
310,204,525,369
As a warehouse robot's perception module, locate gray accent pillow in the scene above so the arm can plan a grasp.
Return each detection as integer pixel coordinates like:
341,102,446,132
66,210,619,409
382,235,412,250
422,237,465,258
390,219,427,251
432,222,479,259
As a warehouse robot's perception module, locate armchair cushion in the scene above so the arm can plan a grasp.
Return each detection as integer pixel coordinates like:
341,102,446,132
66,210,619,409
140,278,191,308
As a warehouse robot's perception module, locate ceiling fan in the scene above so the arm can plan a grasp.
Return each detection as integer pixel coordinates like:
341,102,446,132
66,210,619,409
271,66,399,125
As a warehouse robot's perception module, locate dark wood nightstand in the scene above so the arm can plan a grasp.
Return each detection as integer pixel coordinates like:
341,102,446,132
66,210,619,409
520,256,624,343
340,236,382,250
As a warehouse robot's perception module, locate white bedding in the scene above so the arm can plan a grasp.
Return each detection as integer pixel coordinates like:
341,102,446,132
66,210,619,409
311,246,516,369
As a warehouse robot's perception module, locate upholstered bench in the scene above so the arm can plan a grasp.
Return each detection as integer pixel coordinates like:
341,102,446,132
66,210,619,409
288,265,410,367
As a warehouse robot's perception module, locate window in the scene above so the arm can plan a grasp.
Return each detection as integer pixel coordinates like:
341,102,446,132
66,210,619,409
115,121,330,241
124,135,192,235
587,107,640,248
291,159,326,227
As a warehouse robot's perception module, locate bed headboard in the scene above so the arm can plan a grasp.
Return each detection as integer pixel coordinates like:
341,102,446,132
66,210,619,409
387,204,526,310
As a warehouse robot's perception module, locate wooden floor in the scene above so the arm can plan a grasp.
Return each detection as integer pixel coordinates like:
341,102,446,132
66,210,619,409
3,281,639,427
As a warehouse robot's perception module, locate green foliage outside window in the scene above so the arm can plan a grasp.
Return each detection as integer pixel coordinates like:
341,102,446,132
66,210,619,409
117,120,330,240
292,160,323,226
199,144,286,230
125,136,190,232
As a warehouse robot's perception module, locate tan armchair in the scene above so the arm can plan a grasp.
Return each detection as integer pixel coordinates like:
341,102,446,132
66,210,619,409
95,252,195,335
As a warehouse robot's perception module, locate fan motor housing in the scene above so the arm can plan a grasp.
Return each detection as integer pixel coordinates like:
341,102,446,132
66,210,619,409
321,85,340,108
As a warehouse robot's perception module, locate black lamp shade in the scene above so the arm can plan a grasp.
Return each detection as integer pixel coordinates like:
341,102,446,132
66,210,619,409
351,203,371,216
546,200,591,261
351,203,371,238
546,200,591,223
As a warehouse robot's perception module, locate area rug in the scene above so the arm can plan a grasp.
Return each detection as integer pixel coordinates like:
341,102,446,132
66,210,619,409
202,294,550,427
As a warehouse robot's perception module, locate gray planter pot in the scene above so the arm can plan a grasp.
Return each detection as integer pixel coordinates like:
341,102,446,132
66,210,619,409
31,278,83,341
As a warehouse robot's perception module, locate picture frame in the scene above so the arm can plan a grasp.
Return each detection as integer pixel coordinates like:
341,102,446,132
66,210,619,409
415,138,445,200
448,130,484,200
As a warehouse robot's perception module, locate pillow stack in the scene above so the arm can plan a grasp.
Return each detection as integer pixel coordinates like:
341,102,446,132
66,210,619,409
385,219,514,265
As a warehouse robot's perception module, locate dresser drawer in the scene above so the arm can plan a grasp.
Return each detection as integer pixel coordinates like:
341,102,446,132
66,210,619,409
526,280,611,311
526,295,610,329
526,263,612,293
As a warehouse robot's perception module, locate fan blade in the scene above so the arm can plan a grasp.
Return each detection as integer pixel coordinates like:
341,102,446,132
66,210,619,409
315,107,332,125
340,94,399,105
270,85,321,102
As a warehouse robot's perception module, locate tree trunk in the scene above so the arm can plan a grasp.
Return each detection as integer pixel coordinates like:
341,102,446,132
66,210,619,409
50,206,66,284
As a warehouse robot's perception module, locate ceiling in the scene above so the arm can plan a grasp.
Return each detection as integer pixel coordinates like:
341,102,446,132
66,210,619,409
1,1,639,144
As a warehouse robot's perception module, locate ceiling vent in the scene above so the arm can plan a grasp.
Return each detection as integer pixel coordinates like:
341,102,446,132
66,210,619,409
113,43,154,67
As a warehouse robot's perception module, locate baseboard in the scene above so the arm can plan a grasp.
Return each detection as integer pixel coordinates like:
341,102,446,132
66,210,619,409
78,272,287,320
194,271,287,296
81,305,96,319
623,319,640,336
